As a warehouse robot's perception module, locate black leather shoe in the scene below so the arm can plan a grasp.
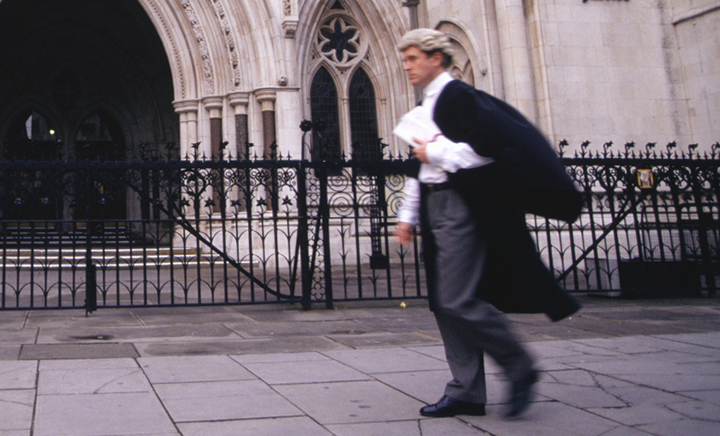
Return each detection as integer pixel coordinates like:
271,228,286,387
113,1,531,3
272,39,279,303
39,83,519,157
506,369,538,418
420,395,486,417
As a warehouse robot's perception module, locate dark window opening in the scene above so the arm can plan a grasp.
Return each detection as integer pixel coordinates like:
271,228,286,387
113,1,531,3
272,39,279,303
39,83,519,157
4,111,58,160
349,68,381,161
310,66,341,161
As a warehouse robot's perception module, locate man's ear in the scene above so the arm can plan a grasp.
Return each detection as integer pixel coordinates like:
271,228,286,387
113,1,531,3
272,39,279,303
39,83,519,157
431,51,445,67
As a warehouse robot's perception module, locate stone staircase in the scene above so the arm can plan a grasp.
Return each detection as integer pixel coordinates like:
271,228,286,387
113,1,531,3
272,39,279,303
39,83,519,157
0,225,220,270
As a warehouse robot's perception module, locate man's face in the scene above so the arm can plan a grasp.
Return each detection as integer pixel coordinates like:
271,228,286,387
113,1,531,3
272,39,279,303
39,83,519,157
402,46,443,89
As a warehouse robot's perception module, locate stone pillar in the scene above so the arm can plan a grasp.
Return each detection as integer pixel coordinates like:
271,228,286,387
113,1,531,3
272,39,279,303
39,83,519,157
228,92,250,211
255,89,277,159
173,99,199,157
255,89,277,211
494,0,537,121
203,96,224,214
203,96,224,160
229,92,250,160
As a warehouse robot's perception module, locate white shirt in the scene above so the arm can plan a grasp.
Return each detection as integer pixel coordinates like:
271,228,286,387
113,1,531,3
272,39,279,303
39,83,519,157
397,72,494,225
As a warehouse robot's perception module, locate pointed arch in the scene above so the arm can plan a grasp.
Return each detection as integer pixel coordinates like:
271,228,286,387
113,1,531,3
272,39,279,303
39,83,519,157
436,19,493,92
298,0,409,156
349,67,380,160
4,110,59,160
310,66,341,160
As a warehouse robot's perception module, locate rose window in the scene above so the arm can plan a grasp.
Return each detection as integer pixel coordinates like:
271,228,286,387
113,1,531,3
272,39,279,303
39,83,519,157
317,17,361,65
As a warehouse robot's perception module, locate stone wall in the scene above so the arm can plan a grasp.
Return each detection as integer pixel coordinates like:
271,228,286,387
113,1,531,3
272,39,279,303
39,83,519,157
415,0,718,152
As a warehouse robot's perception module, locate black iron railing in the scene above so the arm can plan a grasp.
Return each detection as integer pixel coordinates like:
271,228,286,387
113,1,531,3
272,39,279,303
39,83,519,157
0,139,718,312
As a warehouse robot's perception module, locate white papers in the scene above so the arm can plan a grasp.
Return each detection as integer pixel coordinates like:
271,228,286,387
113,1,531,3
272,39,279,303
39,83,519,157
392,106,441,148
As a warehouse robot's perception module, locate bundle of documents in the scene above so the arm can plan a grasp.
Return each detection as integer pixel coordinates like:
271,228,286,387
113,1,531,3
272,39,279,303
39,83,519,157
392,106,441,148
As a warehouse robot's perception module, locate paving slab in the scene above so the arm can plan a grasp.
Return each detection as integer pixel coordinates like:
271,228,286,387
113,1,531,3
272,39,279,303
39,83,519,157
241,358,370,384
274,380,425,425
25,311,141,329
326,418,489,436
0,310,28,322
19,343,139,360
322,347,448,374
153,379,302,422
138,355,256,383
465,401,621,436
135,335,347,356
0,345,20,361
34,392,177,436
405,344,446,361
0,361,37,389
681,389,720,405
227,319,375,338
638,418,720,436
232,351,329,364
130,305,254,326
38,324,238,344
664,399,720,421
0,431,31,436
350,313,441,333
537,378,628,408
178,417,333,436
373,369,507,405
38,365,150,395
0,329,37,345
587,402,688,426
327,331,442,348
0,390,34,433
655,331,720,348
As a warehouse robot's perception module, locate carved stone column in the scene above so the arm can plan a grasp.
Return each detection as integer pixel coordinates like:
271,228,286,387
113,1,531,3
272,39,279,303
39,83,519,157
229,92,250,160
255,89,277,211
203,96,224,160
228,92,250,211
494,0,537,120
173,99,199,157
255,89,277,159
203,96,224,214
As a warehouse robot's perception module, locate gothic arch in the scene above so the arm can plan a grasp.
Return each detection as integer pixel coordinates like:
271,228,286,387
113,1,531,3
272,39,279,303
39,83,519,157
297,0,409,155
135,0,198,100
436,19,493,92
137,0,281,100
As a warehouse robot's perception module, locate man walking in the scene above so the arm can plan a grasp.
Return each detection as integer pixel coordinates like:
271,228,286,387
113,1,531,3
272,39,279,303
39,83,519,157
395,28,581,419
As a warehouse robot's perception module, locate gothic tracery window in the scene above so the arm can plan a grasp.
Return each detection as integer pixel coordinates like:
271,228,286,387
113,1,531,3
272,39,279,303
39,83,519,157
350,68,380,161
309,9,379,160
318,17,360,66
310,66,341,161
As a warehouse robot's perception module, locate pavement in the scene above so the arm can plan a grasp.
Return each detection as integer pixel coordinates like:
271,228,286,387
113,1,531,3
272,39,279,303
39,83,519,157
1,295,720,436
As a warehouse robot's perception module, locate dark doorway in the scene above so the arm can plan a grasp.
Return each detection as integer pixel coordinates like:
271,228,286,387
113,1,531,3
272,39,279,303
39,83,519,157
0,0,177,222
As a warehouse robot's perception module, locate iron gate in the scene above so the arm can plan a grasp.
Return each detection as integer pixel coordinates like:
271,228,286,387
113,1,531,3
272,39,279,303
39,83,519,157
0,141,423,312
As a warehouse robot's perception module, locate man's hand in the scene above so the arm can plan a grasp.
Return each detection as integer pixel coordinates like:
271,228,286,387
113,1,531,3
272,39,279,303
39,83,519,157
395,221,415,245
411,137,429,164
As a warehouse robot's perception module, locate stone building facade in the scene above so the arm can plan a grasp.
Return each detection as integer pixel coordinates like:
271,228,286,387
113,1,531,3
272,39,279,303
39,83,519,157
0,0,717,163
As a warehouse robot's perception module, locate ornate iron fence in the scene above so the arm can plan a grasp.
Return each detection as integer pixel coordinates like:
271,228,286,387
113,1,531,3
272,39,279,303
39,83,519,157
538,141,719,298
0,139,718,312
0,141,423,312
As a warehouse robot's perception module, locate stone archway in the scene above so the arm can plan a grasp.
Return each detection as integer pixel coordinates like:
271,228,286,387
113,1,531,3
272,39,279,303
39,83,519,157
0,0,177,222
0,0,177,157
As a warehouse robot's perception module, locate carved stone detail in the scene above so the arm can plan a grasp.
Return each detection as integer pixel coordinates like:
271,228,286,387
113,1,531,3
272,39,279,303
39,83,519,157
210,0,242,89
147,0,186,98
182,0,215,95
316,16,365,68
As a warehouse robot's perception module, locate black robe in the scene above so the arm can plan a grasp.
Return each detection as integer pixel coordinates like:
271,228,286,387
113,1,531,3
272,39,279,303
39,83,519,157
415,80,581,321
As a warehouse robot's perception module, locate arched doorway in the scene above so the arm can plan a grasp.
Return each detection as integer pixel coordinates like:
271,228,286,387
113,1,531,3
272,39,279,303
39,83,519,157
0,0,177,222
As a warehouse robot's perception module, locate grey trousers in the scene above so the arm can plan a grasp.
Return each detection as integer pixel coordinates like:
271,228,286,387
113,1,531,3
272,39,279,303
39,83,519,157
426,188,533,404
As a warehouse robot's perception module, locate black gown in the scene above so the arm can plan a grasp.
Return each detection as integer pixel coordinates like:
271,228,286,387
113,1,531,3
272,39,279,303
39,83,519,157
413,79,582,321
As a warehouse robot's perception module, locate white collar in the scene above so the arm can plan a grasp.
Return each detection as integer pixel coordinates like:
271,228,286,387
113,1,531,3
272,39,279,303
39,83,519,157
423,71,454,99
